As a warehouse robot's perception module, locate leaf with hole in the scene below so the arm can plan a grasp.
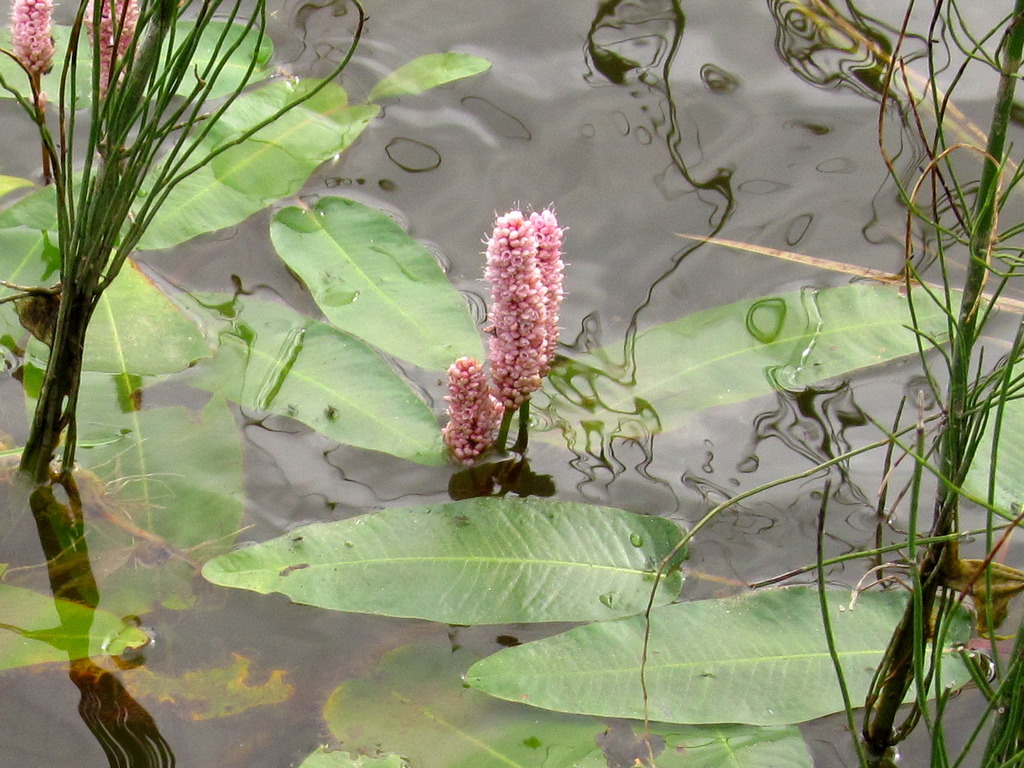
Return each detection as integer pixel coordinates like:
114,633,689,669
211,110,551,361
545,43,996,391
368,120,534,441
188,294,447,465
537,283,949,443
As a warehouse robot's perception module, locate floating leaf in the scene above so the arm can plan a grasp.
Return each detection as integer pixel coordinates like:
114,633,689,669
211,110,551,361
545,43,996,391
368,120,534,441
538,283,948,443
297,748,404,768
965,389,1024,517
188,294,446,465
138,81,378,251
28,260,210,375
0,175,33,199
0,584,149,671
368,53,491,101
325,638,810,768
168,20,274,99
0,185,57,231
271,196,483,370
203,498,686,624
466,587,974,726
123,653,293,720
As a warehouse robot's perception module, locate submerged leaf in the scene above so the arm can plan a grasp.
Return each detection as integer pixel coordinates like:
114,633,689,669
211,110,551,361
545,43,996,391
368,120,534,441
368,53,491,101
72,386,245,615
188,294,446,465
75,261,209,375
466,587,974,725
297,748,404,768
124,653,293,720
203,498,687,624
271,196,483,370
0,584,149,671
538,283,948,443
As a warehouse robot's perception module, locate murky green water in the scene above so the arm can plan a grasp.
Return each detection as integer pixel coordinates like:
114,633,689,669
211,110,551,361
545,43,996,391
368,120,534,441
2,1,1021,766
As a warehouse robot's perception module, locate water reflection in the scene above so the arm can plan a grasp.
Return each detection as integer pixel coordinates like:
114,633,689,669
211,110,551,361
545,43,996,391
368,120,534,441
25,477,175,767
768,0,897,101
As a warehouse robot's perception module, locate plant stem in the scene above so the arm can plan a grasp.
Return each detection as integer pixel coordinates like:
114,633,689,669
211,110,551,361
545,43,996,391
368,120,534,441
863,1,1024,753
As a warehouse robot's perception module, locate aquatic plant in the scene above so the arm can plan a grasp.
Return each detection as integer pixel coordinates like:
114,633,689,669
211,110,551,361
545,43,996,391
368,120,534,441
7,0,1024,766
442,356,504,465
9,0,54,79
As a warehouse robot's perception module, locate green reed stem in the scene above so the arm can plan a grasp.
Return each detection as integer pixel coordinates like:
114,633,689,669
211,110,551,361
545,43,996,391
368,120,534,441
863,1,1024,753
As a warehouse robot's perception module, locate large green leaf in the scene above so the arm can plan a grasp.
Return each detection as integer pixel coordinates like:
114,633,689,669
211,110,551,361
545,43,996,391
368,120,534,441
538,284,948,442
72,385,245,614
368,53,492,101
188,294,446,465
466,587,974,726
138,81,378,251
325,639,810,768
167,20,274,99
202,498,687,624
271,196,483,370
0,584,149,671
76,260,208,375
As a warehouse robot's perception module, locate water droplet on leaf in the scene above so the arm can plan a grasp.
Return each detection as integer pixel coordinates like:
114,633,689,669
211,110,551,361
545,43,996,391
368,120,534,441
629,533,643,547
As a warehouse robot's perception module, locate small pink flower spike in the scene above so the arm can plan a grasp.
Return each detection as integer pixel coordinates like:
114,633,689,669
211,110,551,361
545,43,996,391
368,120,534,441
10,0,55,79
485,210,548,410
442,357,504,466
88,0,139,97
529,208,565,373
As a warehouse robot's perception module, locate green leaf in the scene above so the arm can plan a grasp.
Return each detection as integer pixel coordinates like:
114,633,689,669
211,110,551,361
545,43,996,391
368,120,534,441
466,587,974,726
325,640,608,768
168,20,274,100
138,81,378,251
203,498,686,624
325,638,810,768
271,197,483,370
188,294,446,465
368,53,491,101
0,584,149,671
73,387,245,614
538,284,948,442
965,389,1024,516
76,260,208,375
0,184,57,231
0,175,34,198
298,747,404,768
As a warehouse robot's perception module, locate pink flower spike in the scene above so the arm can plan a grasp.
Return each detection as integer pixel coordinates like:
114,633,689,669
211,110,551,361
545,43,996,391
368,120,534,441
10,0,55,79
442,357,504,466
529,208,565,373
485,210,548,410
87,0,139,97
